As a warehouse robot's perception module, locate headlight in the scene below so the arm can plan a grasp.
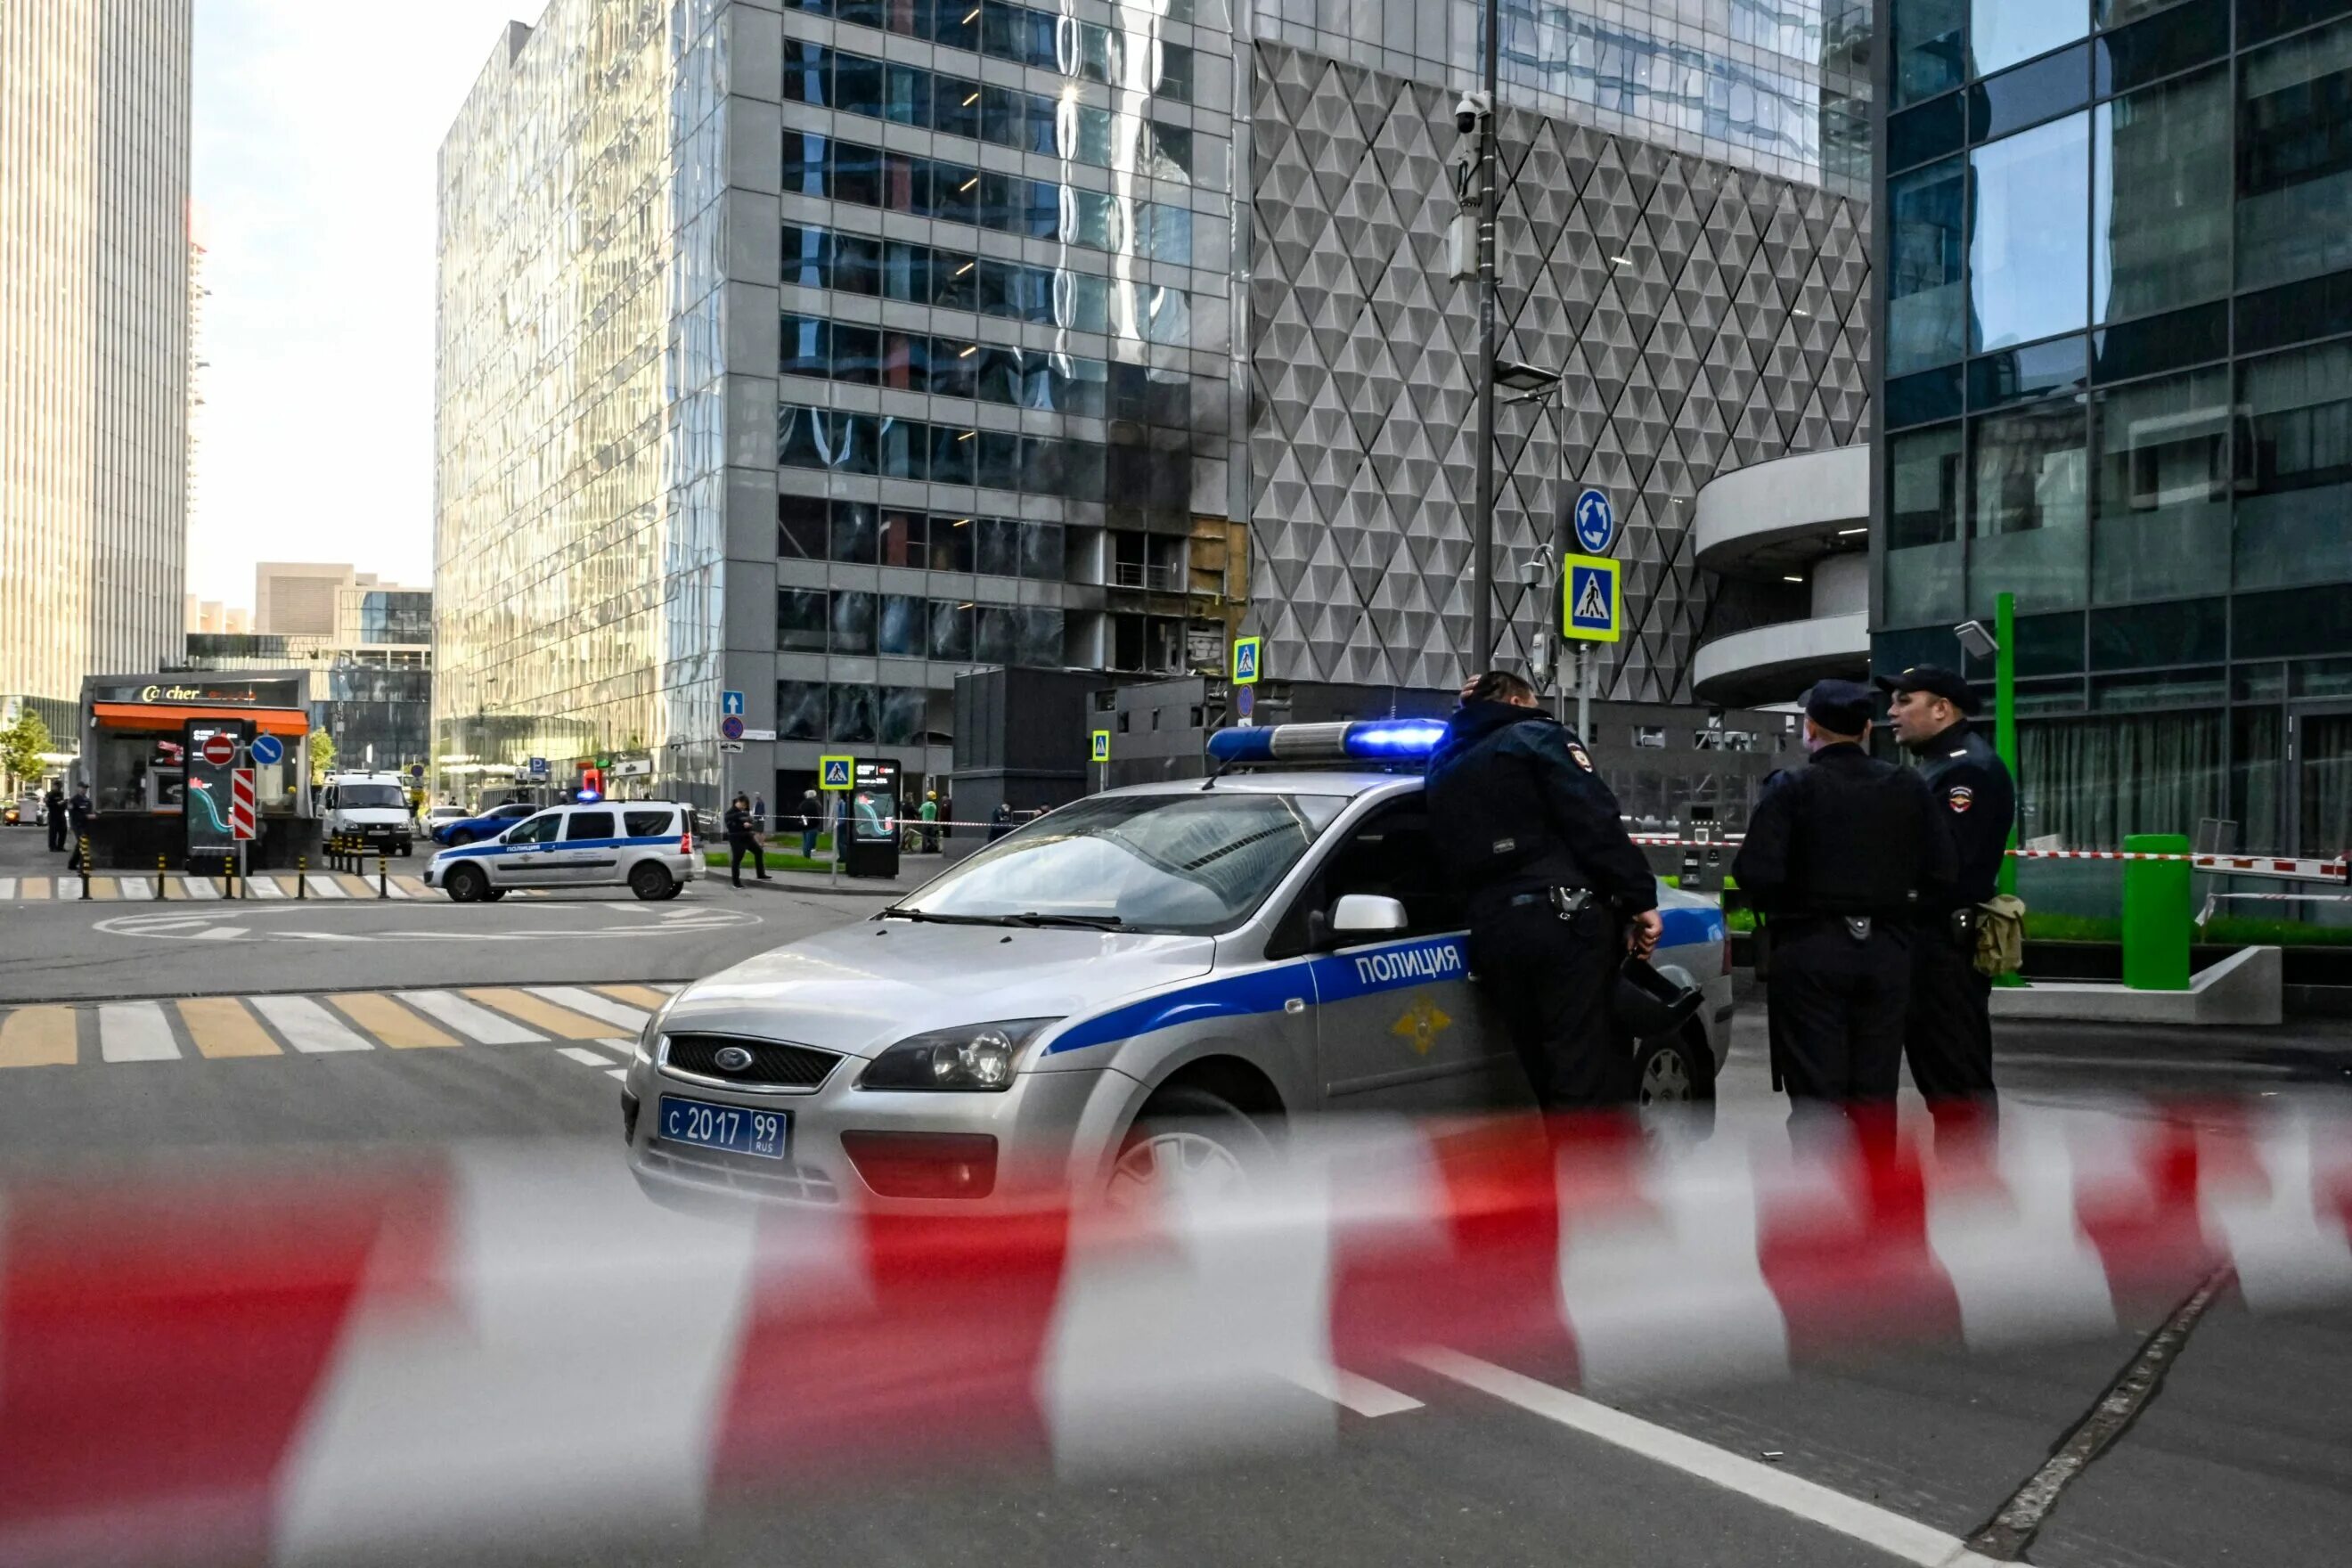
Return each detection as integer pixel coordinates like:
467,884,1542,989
633,998,672,1068
857,1018,1059,1092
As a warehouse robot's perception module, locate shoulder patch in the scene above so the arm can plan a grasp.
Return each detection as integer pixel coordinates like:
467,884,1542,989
1948,785,1974,813
1948,748,1968,758
1567,743,1594,772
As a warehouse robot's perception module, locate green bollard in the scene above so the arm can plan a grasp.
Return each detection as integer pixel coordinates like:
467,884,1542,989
2121,832,2193,992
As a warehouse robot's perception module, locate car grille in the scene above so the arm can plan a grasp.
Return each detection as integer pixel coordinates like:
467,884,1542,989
637,1145,842,1205
663,1033,840,1090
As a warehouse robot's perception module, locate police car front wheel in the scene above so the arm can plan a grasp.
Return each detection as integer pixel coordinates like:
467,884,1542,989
1107,1087,1270,1211
444,864,490,902
1634,1033,1713,1106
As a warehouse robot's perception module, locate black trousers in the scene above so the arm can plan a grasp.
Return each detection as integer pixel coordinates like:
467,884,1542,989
728,837,768,883
1767,921,1910,1114
47,818,66,851
1467,900,1634,1111
1907,925,1997,1116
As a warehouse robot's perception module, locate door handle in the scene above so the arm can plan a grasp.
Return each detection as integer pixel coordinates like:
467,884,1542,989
1285,998,1306,1015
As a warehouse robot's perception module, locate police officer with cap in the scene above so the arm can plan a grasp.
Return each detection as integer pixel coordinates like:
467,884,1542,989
1876,664,2016,1123
1426,670,1662,1110
1731,680,1955,1129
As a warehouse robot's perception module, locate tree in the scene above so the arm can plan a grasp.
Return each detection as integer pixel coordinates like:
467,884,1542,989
1,708,52,792
308,729,337,785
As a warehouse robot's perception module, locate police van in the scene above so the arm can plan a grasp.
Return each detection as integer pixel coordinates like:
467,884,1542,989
424,799,702,902
320,771,418,857
622,721,1732,1210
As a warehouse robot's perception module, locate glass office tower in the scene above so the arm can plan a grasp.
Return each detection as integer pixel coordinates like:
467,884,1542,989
1875,0,2352,855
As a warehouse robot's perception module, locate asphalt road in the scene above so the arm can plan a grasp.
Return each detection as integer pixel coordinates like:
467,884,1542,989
3,818,2347,1567
0,829,894,1000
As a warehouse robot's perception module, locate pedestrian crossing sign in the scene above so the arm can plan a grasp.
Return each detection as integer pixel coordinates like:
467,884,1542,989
1090,730,1111,764
819,755,853,790
1562,553,1621,643
1232,636,1262,685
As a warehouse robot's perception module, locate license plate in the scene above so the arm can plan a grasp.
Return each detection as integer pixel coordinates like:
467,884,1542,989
657,1096,788,1160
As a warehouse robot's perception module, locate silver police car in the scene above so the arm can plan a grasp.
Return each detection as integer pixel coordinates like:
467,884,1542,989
623,722,1731,1210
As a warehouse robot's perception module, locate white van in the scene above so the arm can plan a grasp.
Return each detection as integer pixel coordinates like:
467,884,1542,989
321,771,417,856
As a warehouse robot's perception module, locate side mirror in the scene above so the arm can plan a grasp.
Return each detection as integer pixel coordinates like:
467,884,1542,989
1330,894,1409,937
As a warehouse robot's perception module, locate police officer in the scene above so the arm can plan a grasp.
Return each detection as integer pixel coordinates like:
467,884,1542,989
1877,664,2016,1124
1730,681,1955,1130
723,792,770,886
1426,670,1662,1111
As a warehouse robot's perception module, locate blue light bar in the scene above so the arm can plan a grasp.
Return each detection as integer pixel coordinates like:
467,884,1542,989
1205,719,1449,767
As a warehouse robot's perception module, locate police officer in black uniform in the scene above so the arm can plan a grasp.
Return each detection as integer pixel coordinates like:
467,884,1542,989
1877,665,2016,1124
1730,681,1955,1129
1426,670,1662,1110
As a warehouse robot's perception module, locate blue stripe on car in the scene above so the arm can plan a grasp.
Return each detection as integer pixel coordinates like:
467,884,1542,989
436,834,682,861
1046,908,1723,1056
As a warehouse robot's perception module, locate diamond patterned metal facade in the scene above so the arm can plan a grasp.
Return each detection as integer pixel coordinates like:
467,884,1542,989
1244,41,1873,701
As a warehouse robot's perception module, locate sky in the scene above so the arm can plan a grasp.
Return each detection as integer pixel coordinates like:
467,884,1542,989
188,0,539,608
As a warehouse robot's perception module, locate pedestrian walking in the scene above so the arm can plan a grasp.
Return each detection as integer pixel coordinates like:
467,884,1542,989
44,782,66,851
987,802,1014,843
798,789,821,859
723,793,770,886
1426,670,1662,1112
752,792,767,831
1878,665,2017,1130
1729,681,1956,1139
919,790,940,853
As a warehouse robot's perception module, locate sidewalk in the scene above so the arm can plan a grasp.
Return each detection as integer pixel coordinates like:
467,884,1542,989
724,862,935,899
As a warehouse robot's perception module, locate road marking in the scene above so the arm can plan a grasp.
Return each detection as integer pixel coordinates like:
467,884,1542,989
397,989,544,1045
0,1006,78,1067
332,874,376,898
529,986,649,1032
581,1038,636,1059
463,987,617,1040
97,1001,181,1062
245,876,283,898
193,927,247,940
594,984,672,1009
116,876,152,900
0,878,14,899
23,876,50,899
250,994,374,1054
607,1067,628,1081
1278,1365,1425,1417
327,992,459,1049
556,1046,616,1068
305,875,347,899
181,877,218,900
176,996,282,1058
1413,1352,2004,1568
87,877,116,899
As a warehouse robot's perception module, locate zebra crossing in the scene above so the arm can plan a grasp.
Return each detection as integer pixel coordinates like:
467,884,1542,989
0,983,683,1082
0,871,435,901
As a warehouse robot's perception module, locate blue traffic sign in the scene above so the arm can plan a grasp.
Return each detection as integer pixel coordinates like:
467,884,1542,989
1232,636,1262,685
527,755,548,777
720,715,746,741
1563,553,1621,644
819,755,853,789
721,689,746,716
1572,488,1617,555
248,732,283,766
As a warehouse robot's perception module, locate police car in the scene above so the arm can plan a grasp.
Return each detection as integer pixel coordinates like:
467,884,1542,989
423,799,702,902
622,721,1732,1208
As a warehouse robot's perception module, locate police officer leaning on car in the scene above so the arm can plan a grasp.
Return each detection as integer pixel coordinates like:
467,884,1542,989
1730,681,1956,1131
1426,670,1662,1111
1877,664,2016,1126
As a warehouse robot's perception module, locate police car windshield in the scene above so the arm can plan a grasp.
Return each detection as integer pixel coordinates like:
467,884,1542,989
338,785,406,809
896,792,1349,933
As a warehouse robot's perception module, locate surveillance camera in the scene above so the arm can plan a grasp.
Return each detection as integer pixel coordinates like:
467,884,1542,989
1454,90,1490,135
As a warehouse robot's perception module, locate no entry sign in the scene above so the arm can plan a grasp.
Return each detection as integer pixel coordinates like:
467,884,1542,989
200,733,236,765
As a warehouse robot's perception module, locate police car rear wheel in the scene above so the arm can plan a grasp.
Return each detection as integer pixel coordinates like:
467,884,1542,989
445,864,488,903
1107,1088,1268,1211
1633,1034,1711,1106
628,862,674,901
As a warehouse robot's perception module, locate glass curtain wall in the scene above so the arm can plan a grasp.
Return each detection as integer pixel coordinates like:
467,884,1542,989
1877,0,2352,853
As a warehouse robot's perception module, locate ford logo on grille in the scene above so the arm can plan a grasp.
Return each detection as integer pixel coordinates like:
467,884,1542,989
712,1045,755,1073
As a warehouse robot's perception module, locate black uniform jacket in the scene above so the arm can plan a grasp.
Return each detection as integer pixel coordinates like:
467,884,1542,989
1425,701,1658,916
1730,742,1957,921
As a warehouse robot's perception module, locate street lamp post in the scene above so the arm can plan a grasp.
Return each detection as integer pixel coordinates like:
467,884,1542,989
1469,0,1501,674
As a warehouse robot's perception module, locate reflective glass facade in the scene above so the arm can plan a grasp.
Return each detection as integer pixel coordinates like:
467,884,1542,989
1874,0,2352,856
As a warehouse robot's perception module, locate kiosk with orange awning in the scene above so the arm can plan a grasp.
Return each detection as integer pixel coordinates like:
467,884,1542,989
77,673,317,868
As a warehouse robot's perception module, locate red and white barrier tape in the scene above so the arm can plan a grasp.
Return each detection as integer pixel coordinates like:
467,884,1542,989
1,1104,2347,1564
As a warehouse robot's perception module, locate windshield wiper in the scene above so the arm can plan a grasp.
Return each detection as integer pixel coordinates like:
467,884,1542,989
876,907,1006,924
878,908,1125,929
1003,911,1125,930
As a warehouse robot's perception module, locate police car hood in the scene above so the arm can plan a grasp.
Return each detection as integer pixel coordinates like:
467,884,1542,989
658,922,1216,1058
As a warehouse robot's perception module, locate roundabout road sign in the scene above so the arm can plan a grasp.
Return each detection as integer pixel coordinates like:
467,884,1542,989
1572,488,1617,554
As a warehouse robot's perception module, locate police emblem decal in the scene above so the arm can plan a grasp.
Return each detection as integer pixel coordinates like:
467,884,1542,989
1567,743,1594,772
1948,786,1974,813
1390,998,1453,1056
